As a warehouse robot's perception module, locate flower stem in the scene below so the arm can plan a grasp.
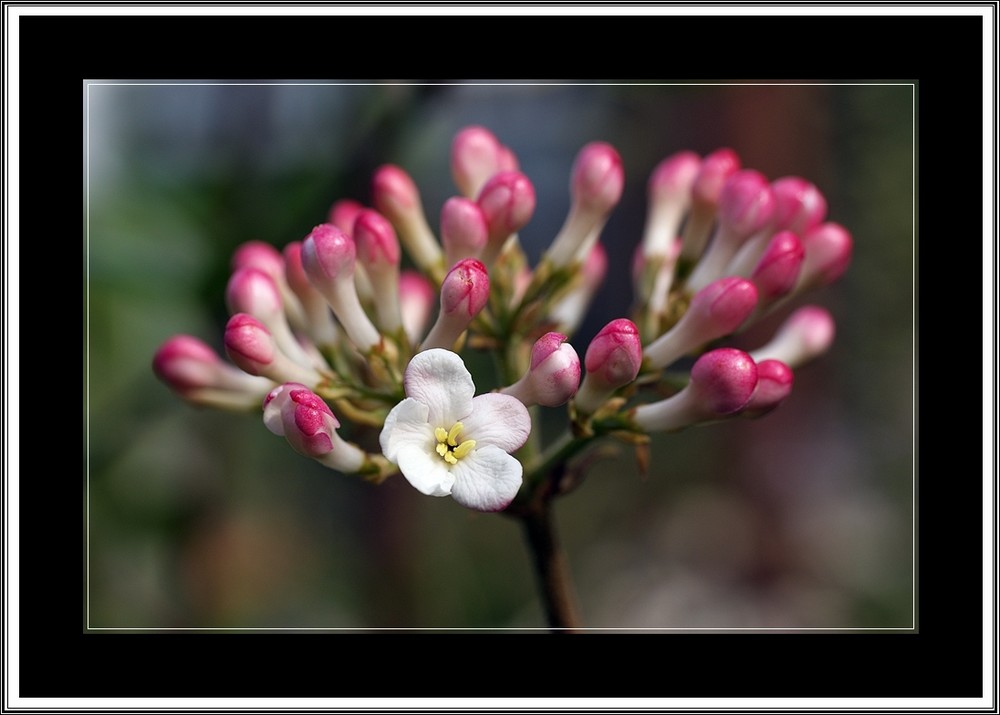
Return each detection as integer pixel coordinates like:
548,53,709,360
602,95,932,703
519,502,581,632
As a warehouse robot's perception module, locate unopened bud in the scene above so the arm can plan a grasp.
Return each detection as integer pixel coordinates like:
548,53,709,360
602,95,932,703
371,164,443,275
301,224,381,353
681,147,741,262
263,383,366,472
441,196,489,267
224,313,323,385
742,359,794,418
450,125,504,198
643,276,758,370
353,209,403,333
502,332,581,407
476,170,536,266
749,305,836,368
632,348,758,432
574,318,642,414
797,222,853,291
153,334,274,410
420,259,490,350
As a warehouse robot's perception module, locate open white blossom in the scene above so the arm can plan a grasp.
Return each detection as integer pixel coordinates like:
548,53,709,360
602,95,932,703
379,349,531,512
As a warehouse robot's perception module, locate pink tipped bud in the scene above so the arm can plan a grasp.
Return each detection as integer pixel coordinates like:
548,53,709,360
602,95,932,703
749,305,836,369
231,240,284,278
353,209,403,332
750,231,805,303
398,270,436,345
226,266,319,369
225,266,283,322
283,241,339,347
302,224,381,352
153,334,274,409
497,144,520,172
327,198,365,236
632,348,758,432
686,170,774,291
440,196,489,266
302,223,356,281
353,209,401,267
231,240,307,331
682,148,742,262
643,276,758,369
717,169,775,238
549,241,609,335
371,164,443,274
742,359,794,418
571,142,624,215
224,313,322,385
692,148,742,208
641,150,701,257
770,177,827,234
450,125,503,198
476,170,536,265
420,259,490,350
574,318,642,414
502,332,582,407
544,143,623,268
797,222,853,290
263,383,366,472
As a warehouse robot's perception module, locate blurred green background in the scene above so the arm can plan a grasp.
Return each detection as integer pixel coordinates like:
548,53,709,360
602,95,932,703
86,82,914,630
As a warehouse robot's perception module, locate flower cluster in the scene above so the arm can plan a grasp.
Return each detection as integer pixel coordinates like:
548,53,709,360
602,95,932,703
154,126,851,513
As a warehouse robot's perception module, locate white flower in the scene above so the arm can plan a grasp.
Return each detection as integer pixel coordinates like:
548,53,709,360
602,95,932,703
379,348,531,512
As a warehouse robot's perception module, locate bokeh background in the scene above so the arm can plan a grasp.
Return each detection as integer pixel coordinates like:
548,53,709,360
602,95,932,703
86,82,914,630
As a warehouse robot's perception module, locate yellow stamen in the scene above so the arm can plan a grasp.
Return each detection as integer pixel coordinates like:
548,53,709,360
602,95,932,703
452,439,476,459
434,421,476,465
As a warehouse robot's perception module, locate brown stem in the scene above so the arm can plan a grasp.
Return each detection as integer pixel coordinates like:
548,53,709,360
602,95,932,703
519,502,581,632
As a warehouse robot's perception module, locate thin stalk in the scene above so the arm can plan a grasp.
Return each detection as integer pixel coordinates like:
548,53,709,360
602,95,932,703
519,502,581,632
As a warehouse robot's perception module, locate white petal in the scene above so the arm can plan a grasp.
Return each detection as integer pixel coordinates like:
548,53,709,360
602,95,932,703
397,444,455,497
460,393,531,453
379,398,432,462
449,445,523,512
404,349,475,426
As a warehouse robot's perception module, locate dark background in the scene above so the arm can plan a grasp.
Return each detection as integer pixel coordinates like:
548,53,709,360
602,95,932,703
11,9,988,701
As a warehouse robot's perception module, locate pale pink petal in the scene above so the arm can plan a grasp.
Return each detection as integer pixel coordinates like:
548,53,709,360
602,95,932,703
403,348,475,426
449,445,523,512
460,393,531,454
396,444,455,497
379,397,433,462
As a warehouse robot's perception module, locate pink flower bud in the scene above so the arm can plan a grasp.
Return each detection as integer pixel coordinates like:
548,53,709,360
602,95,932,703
643,276,758,370
353,209,401,267
632,348,758,432
502,332,582,407
749,305,836,369
450,125,503,198
371,164,443,274
420,258,490,350
574,318,642,414
545,143,623,268
440,196,489,267
770,177,827,234
302,223,381,352
263,383,366,472
224,313,322,385
476,170,536,265
549,241,608,335
231,240,307,331
327,198,365,236
686,170,775,291
353,209,403,332
283,241,339,347
153,335,274,409
797,222,853,290
682,148,741,263
742,359,794,418
717,170,776,237
398,269,436,345
641,150,701,257
226,266,319,369
750,231,805,303
497,144,520,172
571,141,624,215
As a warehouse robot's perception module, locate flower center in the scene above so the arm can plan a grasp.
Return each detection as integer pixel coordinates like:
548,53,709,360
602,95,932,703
434,422,477,465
